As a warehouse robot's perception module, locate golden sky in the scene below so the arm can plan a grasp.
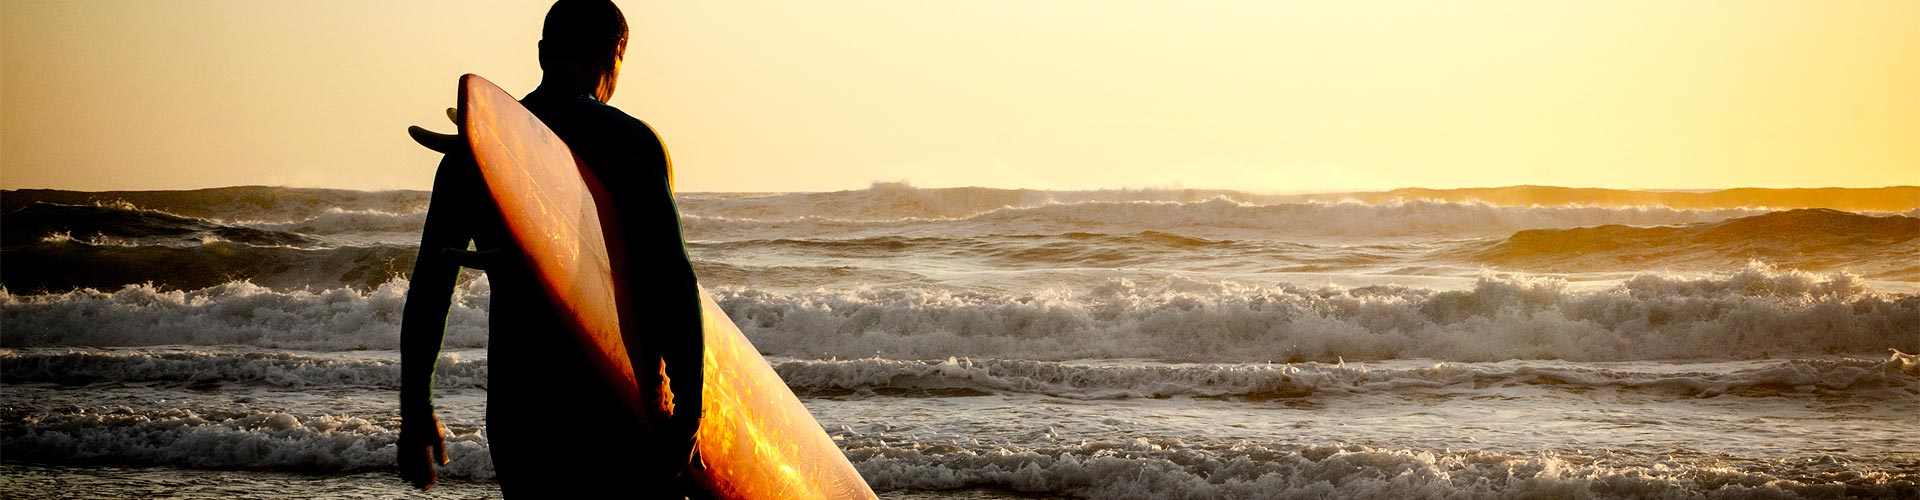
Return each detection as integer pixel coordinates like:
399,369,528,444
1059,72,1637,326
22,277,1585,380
3,0,1915,192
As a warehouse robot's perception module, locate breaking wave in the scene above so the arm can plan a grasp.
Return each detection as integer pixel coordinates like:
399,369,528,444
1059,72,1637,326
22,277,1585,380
0,278,491,351
1475,209,1920,279
6,265,1913,362
11,349,1910,401
717,264,1918,362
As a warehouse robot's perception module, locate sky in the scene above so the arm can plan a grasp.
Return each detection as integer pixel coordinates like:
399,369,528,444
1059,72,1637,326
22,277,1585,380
3,0,1916,193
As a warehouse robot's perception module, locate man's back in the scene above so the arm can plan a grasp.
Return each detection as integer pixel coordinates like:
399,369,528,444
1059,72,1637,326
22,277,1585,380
400,2,703,495
515,85,705,471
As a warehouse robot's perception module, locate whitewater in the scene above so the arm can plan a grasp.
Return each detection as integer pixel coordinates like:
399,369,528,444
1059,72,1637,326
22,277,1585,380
2,185,1917,499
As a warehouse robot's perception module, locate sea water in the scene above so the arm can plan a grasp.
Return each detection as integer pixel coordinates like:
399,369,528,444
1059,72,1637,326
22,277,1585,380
2,185,1916,498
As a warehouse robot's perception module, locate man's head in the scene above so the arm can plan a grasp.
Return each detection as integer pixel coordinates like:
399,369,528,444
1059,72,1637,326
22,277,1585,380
539,0,628,102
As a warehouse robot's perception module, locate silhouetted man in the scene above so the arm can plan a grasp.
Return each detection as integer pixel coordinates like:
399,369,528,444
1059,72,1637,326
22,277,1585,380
397,0,704,496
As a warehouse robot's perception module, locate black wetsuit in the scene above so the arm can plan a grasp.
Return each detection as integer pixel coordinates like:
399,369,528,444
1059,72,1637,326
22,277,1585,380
400,86,704,496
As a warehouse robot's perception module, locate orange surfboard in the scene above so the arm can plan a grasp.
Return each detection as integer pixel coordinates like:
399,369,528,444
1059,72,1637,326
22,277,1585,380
458,74,875,499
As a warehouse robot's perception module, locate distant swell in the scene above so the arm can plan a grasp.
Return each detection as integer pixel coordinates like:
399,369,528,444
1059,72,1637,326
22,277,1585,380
0,186,429,221
2,241,422,292
1,202,320,248
1474,209,1920,279
677,184,1920,220
683,199,1771,240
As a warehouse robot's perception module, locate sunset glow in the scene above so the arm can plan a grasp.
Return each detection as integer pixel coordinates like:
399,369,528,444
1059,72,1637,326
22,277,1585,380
5,0,1915,192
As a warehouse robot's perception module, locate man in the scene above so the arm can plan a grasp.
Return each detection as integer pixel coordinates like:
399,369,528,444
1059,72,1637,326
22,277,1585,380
396,0,704,496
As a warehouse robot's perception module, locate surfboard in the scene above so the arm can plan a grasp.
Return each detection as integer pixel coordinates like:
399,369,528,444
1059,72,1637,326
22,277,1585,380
457,74,876,500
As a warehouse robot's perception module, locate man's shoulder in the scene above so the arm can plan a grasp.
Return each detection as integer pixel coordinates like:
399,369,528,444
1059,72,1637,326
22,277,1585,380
581,102,660,142
525,94,660,144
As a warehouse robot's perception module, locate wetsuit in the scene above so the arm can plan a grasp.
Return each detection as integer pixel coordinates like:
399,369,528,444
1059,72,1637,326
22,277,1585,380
400,85,704,496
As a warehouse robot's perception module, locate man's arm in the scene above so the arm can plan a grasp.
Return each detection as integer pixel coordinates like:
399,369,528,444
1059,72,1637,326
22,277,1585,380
654,154,704,447
401,155,478,418
397,153,478,489
615,131,702,458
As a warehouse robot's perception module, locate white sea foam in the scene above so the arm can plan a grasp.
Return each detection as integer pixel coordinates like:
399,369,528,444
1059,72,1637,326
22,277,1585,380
11,348,1909,400
0,277,491,351
2,407,495,479
4,265,1913,361
720,264,1918,362
845,439,1917,499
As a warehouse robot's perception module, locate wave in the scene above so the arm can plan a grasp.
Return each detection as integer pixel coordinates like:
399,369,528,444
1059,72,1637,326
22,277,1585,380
683,198,1773,240
691,232,1338,270
4,409,1911,498
691,261,929,290
1,232,865,292
848,439,1919,499
1,202,321,248
1474,209,1920,279
1338,185,1920,212
0,278,491,351
773,356,1917,400
677,183,1297,220
0,350,487,390
1,186,429,222
0,201,432,292
11,184,1916,226
236,207,426,237
12,349,1908,401
679,184,1920,220
716,263,1918,362
1,240,424,292
0,407,497,479
6,265,1914,362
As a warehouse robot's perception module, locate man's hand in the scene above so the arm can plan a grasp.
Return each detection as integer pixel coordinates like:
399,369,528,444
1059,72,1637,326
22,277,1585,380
408,107,463,154
398,411,451,491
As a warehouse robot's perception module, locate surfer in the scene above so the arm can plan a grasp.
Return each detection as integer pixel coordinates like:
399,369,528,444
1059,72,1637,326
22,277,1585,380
397,0,704,495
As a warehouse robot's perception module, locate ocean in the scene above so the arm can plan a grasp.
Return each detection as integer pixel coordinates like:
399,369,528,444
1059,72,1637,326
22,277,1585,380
2,184,1917,499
